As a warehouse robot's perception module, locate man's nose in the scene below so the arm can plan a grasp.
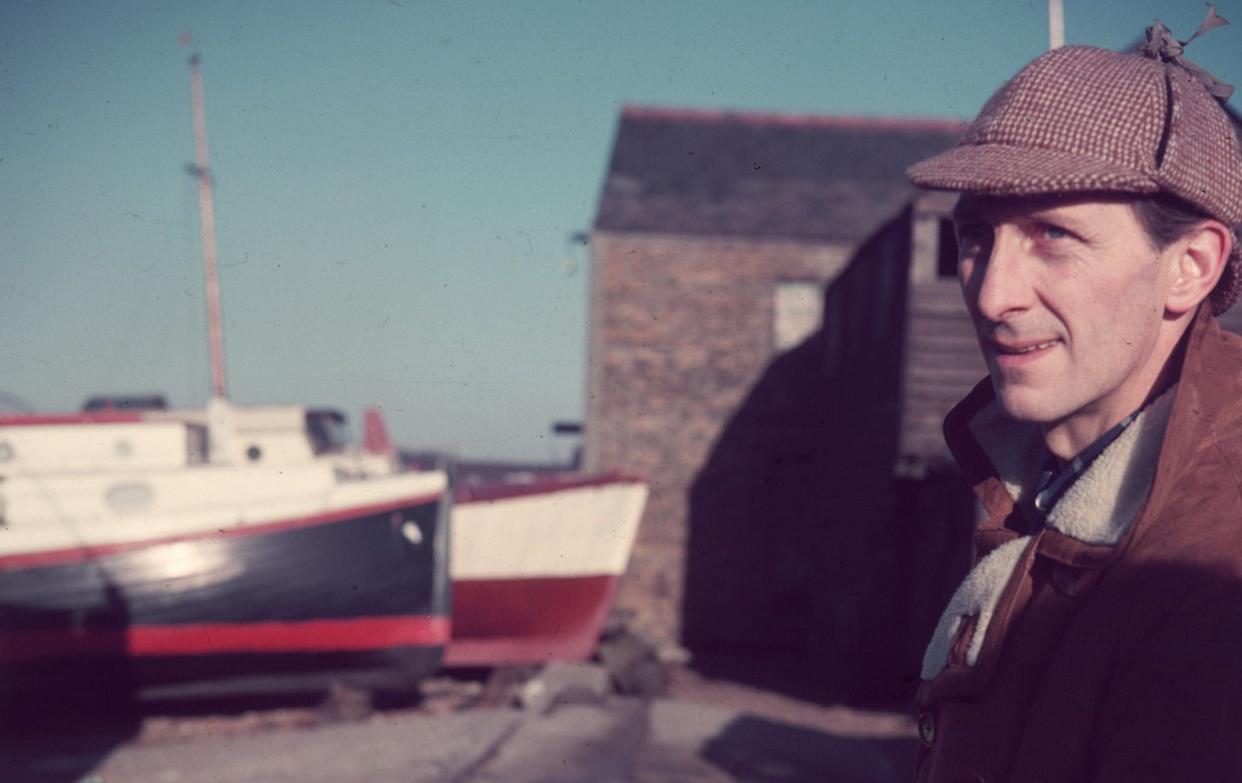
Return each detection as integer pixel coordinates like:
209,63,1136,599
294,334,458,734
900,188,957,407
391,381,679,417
967,226,1031,322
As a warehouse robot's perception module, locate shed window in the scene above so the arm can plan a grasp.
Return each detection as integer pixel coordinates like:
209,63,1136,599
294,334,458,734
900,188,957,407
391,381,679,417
937,219,960,278
773,280,823,351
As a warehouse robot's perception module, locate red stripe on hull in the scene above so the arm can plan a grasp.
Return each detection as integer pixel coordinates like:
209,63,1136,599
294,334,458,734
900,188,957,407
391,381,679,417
0,490,444,572
0,616,451,663
444,575,618,667
0,412,144,426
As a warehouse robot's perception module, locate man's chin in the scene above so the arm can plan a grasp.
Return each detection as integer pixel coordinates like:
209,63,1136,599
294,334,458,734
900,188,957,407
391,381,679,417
992,385,1065,425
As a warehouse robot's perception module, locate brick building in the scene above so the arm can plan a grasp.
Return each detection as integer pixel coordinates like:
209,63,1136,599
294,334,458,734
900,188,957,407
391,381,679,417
583,106,966,694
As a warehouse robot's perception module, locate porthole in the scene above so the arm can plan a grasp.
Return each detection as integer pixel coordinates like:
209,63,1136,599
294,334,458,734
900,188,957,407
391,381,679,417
246,445,262,462
0,442,12,462
400,520,424,545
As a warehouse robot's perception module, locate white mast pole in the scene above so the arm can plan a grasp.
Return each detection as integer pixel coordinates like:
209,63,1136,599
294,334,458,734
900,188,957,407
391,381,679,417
188,52,228,400
1049,0,1065,49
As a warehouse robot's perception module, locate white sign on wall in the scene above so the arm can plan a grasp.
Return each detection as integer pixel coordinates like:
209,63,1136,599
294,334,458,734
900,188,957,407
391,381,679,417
773,280,824,351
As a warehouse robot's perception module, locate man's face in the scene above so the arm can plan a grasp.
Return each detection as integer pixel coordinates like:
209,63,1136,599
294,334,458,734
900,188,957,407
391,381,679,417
953,193,1173,433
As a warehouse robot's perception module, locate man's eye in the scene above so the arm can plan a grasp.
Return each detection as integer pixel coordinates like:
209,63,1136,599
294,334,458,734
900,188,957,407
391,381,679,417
1039,223,1070,240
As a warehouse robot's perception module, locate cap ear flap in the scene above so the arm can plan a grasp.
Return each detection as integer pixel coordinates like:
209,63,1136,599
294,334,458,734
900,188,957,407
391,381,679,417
1165,220,1232,315
1155,68,1242,227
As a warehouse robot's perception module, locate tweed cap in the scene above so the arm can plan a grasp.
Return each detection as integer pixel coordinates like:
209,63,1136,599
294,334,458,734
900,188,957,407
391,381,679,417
908,38,1242,313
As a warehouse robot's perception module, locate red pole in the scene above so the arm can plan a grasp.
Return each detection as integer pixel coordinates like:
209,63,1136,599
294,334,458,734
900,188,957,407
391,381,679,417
188,53,228,399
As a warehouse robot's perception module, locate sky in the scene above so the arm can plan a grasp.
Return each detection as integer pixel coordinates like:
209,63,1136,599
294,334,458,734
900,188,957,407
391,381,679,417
3,1,1240,462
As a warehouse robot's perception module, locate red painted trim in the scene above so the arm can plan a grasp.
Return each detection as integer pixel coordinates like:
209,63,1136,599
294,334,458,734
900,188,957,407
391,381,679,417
444,575,618,667
454,472,644,504
0,490,444,572
621,104,965,134
0,412,145,427
0,616,451,662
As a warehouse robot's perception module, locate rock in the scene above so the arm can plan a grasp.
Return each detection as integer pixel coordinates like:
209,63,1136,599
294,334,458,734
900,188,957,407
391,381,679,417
317,681,373,723
519,662,611,715
597,626,668,697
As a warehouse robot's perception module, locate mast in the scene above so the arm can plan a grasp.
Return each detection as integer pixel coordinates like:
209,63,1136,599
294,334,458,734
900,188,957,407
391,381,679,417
188,52,228,399
1048,0,1065,49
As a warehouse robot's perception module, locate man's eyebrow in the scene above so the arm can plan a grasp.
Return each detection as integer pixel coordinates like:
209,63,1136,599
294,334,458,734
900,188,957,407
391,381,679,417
1026,205,1091,228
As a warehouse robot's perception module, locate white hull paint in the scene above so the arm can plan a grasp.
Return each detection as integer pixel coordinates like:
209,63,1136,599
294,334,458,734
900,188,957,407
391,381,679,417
452,479,647,580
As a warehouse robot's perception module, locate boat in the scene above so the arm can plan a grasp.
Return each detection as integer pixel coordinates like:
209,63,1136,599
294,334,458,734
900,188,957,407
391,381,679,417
0,51,451,695
0,403,451,694
440,464,647,668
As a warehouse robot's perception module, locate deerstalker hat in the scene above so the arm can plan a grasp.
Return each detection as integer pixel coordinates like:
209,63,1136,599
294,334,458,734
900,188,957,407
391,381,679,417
907,12,1242,313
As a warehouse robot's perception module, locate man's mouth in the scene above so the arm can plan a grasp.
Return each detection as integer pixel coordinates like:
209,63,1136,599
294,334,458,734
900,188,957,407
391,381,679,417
995,339,1059,355
987,337,1061,367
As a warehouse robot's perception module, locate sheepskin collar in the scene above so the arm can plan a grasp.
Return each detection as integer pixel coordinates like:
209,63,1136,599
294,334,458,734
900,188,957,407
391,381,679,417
968,387,1176,546
921,387,1176,680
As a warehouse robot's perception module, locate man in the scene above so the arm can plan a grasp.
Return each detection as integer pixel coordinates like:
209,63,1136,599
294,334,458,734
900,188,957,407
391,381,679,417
905,12,1242,782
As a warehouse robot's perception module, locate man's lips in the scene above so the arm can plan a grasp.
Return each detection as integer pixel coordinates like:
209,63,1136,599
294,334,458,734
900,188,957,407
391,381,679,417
991,338,1060,355
986,337,1061,366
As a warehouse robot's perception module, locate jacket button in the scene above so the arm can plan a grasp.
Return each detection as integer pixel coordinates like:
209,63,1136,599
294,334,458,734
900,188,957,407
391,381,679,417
918,712,935,747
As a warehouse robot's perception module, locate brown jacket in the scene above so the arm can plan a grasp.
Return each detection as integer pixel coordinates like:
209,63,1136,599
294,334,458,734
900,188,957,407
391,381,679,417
915,306,1242,783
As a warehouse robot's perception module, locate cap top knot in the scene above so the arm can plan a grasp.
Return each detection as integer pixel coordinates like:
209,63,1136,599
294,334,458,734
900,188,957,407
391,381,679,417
1139,5,1234,101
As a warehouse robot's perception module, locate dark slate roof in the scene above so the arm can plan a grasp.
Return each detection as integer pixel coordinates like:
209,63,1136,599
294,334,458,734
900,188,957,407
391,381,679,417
594,105,962,243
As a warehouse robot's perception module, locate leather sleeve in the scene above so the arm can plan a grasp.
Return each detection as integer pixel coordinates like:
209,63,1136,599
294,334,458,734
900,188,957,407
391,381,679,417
1089,575,1242,781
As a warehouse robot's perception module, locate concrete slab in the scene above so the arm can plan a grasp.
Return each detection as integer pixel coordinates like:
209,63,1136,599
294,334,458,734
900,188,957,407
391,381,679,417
640,699,918,783
465,698,648,783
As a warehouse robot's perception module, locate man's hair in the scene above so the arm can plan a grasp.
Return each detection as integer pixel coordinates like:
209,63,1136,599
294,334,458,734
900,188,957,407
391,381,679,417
1131,193,1242,305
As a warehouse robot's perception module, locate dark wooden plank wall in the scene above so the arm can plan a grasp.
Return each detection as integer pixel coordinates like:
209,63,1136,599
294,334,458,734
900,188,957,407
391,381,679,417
899,281,985,466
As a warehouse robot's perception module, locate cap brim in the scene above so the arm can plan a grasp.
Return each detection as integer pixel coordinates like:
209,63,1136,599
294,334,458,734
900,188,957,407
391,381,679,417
908,143,1160,197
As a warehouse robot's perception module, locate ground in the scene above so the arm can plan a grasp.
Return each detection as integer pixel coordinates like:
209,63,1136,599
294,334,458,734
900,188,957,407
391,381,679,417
2,664,918,783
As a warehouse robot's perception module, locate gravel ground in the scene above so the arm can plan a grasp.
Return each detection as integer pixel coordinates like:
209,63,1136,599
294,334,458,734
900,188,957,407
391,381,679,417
3,663,919,783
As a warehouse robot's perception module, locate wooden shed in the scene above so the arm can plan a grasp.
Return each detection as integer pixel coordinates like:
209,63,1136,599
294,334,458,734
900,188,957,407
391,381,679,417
584,106,964,695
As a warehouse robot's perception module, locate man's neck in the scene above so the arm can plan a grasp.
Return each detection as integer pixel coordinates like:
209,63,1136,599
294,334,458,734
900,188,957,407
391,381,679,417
1043,410,1134,463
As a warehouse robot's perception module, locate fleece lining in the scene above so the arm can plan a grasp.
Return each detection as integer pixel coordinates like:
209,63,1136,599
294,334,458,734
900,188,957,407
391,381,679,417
921,535,1031,678
921,387,1176,680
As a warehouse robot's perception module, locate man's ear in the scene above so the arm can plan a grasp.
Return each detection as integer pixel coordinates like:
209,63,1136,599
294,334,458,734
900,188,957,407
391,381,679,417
1166,221,1232,315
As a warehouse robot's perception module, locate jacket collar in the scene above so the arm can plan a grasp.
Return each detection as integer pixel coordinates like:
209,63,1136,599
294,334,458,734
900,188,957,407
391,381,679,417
944,305,1230,567
921,388,1175,681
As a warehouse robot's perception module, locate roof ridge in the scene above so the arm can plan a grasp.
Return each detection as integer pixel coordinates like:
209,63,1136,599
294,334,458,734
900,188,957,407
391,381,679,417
620,104,964,133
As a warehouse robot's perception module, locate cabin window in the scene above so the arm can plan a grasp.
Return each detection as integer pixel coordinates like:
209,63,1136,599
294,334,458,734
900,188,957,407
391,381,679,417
306,410,348,454
773,280,823,351
186,424,208,464
937,219,960,279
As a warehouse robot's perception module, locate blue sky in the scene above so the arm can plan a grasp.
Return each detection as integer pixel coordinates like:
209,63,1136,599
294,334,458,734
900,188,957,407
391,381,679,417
3,1,1239,460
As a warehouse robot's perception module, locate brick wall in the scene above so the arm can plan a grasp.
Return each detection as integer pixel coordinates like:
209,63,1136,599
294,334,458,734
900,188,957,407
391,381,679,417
584,231,852,649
